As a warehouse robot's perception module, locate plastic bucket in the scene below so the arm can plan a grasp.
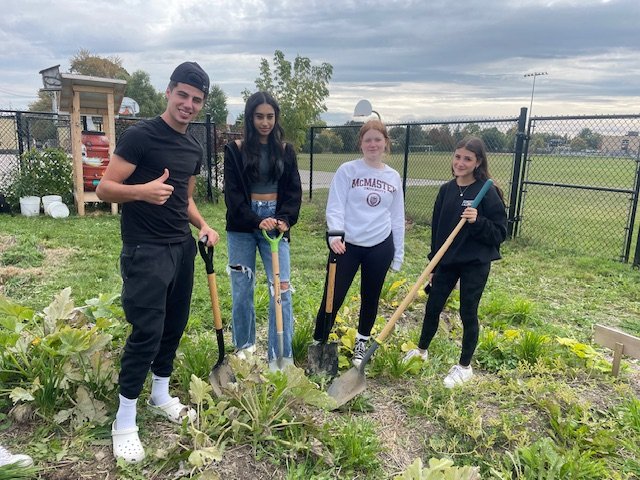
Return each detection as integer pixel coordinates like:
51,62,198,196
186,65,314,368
42,195,63,215
48,201,70,219
19,196,41,216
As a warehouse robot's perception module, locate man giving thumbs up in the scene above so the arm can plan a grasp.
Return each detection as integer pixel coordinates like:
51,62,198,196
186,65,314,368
97,61,219,463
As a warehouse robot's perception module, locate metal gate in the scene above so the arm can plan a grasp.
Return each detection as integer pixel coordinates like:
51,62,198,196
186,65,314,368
511,114,640,263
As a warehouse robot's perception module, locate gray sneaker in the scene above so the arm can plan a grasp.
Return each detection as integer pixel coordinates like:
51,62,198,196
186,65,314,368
352,338,367,367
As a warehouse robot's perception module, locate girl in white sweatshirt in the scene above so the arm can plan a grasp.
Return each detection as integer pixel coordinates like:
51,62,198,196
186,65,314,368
312,120,405,366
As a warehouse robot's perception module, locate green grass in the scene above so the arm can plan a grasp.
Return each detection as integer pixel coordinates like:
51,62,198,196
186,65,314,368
0,201,639,478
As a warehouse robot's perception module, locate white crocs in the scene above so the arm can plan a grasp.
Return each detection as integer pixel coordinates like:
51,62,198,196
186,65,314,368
147,397,196,424
111,421,145,463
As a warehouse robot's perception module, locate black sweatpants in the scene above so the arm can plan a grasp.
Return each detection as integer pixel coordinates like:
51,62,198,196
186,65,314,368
313,234,394,341
417,262,491,366
118,238,196,399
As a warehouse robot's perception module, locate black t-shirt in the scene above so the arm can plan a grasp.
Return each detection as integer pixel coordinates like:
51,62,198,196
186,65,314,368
114,116,202,244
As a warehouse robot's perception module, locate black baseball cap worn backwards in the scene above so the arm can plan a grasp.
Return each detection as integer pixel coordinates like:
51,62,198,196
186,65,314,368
170,62,210,96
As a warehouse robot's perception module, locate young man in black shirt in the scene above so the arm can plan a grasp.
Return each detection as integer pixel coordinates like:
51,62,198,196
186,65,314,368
97,61,219,463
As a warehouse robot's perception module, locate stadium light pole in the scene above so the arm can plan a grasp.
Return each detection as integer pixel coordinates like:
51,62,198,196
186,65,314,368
353,99,381,120
524,72,547,119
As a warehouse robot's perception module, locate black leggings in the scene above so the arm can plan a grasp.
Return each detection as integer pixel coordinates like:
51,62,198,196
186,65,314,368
417,262,491,366
314,234,394,341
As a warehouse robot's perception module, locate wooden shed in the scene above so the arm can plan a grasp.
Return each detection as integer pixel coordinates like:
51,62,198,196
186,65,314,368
58,73,126,215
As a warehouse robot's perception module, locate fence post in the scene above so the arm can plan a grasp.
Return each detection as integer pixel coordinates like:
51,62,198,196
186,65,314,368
402,125,410,198
16,112,25,158
205,114,213,202
508,107,528,238
632,150,640,266
309,127,314,200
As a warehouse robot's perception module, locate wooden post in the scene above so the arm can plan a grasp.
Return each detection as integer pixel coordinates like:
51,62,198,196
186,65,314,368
594,324,640,377
71,89,84,216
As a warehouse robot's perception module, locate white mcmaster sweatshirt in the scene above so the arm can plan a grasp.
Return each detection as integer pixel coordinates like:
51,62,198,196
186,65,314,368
326,159,405,271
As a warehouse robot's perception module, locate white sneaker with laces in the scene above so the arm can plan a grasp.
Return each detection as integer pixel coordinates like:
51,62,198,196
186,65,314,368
443,364,473,388
352,338,367,367
0,445,33,467
402,348,428,363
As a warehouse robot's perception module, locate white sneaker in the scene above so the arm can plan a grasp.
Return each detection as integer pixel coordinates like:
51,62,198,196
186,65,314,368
352,338,367,367
443,364,473,388
402,348,428,363
236,344,256,360
0,445,33,467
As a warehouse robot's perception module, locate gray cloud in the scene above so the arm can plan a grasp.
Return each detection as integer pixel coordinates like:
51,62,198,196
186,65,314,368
1,0,638,123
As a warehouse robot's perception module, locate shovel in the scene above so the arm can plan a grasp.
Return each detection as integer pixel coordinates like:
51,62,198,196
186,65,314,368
198,236,235,397
327,180,494,408
262,228,286,370
307,230,345,376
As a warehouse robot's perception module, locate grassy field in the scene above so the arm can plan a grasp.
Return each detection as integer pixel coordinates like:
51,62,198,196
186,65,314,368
0,200,639,479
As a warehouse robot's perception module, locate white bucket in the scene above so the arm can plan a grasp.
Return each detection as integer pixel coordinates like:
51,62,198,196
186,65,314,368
48,201,70,219
19,196,41,216
43,195,63,215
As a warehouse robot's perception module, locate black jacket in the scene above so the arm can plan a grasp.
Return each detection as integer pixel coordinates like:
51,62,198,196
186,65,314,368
224,141,302,235
430,179,507,265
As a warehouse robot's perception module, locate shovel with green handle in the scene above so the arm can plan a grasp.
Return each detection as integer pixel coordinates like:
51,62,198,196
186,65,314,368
262,228,286,370
327,180,494,408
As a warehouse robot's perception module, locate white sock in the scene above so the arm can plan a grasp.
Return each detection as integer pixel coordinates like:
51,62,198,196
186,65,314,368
115,394,138,430
150,374,172,406
355,333,370,342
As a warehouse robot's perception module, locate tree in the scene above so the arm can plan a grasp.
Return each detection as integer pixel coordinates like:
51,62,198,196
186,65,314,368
198,84,228,124
480,127,506,151
69,49,129,79
244,50,333,149
28,91,53,112
312,129,343,153
576,128,602,150
125,70,166,118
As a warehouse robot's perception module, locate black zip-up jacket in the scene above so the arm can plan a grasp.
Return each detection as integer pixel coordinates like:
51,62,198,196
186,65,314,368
429,179,507,265
224,141,302,236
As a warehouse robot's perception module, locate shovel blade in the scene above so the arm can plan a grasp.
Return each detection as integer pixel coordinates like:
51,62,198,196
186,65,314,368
307,343,324,374
208,363,235,397
326,366,366,408
307,342,338,376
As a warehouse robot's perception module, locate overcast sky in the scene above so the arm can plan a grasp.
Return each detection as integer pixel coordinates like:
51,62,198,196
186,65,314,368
1,0,638,124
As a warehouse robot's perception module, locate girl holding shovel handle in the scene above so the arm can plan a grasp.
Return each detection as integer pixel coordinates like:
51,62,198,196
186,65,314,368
404,137,507,388
313,120,405,367
223,92,302,371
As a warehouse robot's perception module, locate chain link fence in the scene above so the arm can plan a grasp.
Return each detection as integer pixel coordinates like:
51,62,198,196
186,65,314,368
0,110,224,203
514,114,640,263
2,109,639,265
306,110,640,266
305,114,522,225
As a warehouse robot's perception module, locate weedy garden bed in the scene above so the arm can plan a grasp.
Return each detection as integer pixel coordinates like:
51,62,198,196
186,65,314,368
0,201,639,479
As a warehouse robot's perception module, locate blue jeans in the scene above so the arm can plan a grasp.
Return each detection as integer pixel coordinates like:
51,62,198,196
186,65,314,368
227,200,294,361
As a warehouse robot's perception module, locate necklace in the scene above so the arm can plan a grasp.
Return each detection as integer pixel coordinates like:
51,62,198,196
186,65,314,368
457,183,471,197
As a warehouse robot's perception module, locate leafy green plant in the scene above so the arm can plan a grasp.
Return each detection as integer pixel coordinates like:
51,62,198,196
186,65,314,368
556,337,611,372
514,330,549,365
394,457,480,480
5,148,73,207
0,288,118,427
498,437,608,479
184,357,336,472
481,293,536,326
326,416,381,474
